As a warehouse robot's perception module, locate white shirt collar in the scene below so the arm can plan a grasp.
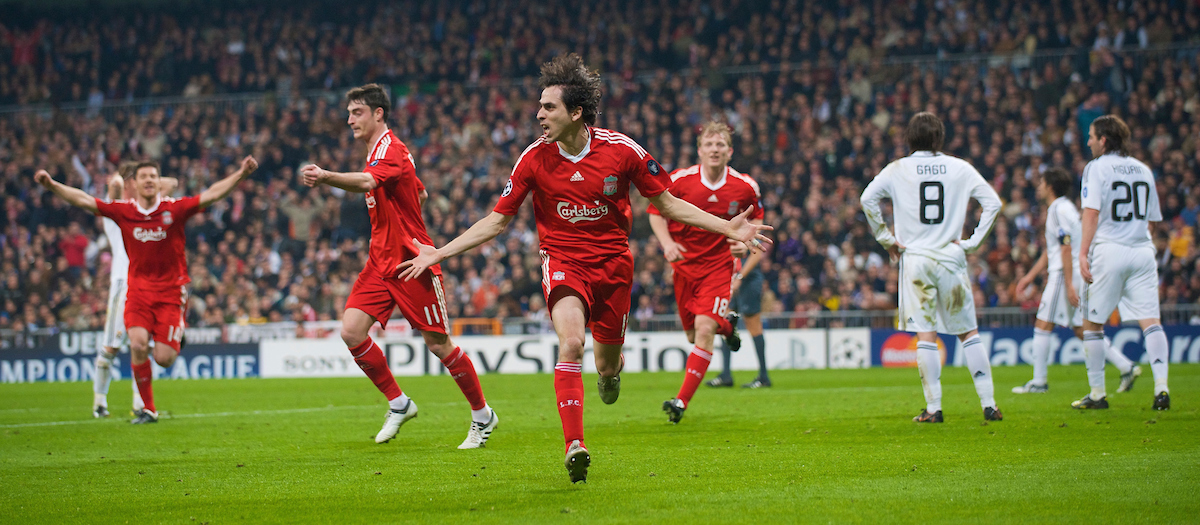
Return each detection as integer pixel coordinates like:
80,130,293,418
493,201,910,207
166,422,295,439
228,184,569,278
135,196,161,215
700,165,728,191
557,128,592,163
910,151,941,157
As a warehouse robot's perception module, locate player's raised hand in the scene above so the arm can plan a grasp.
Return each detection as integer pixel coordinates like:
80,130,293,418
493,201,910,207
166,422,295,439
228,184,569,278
727,205,773,253
300,164,326,187
33,169,52,188
239,155,259,176
396,238,442,281
663,240,686,262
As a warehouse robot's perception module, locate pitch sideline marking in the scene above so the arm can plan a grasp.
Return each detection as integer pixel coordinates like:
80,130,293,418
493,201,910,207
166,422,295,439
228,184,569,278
0,404,387,429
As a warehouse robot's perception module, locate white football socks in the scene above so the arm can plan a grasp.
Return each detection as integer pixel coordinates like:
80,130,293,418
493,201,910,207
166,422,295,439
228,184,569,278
961,335,995,409
471,405,493,424
93,348,118,408
1103,335,1133,374
1031,328,1051,385
388,393,412,412
1083,330,1107,399
916,341,942,413
1143,325,1169,394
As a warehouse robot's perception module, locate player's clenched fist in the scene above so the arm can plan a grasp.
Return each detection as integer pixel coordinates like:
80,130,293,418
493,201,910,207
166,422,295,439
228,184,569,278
240,155,259,175
300,164,327,187
34,169,52,187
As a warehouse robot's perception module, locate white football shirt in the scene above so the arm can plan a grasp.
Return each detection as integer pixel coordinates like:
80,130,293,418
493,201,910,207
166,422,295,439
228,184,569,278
861,151,1001,263
102,204,129,281
1080,152,1160,247
1045,196,1082,273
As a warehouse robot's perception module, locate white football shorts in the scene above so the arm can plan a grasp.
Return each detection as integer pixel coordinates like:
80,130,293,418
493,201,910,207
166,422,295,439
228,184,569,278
101,277,128,349
1082,244,1160,324
898,253,977,335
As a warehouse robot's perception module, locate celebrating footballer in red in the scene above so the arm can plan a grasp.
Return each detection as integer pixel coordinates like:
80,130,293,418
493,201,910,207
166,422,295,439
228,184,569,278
648,122,764,423
397,54,772,483
301,84,496,449
36,157,259,423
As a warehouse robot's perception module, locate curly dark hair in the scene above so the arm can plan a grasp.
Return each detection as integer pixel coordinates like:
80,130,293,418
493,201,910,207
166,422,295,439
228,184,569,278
906,112,944,153
538,53,602,125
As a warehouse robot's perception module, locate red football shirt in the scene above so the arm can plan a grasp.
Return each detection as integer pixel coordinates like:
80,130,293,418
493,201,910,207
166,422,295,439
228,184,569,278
647,165,763,277
494,127,667,263
94,196,202,292
361,129,439,277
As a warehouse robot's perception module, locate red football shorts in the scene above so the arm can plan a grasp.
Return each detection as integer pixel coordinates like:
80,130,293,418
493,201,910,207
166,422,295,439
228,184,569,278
540,250,633,345
346,266,449,334
672,266,733,335
124,285,188,353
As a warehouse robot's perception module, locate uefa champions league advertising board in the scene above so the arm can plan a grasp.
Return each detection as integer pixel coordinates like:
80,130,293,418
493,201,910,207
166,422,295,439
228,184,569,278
5,325,1200,383
0,329,258,384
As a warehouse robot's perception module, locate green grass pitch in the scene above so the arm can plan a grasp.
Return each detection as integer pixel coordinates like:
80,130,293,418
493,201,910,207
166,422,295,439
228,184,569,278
2,364,1197,523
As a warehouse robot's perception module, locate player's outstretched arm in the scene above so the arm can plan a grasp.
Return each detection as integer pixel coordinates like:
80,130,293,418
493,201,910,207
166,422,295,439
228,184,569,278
199,156,258,208
649,191,772,253
648,213,685,262
396,211,515,281
300,164,377,193
35,170,98,214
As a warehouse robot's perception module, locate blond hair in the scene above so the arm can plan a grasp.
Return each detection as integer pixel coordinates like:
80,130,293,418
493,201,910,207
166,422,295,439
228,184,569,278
696,121,733,147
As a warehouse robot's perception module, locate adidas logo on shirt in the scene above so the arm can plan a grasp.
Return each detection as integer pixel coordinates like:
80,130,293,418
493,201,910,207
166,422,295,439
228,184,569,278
570,172,584,182
707,194,719,202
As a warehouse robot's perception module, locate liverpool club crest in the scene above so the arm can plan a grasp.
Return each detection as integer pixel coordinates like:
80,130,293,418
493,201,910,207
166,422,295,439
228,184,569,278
602,175,618,196
161,211,173,225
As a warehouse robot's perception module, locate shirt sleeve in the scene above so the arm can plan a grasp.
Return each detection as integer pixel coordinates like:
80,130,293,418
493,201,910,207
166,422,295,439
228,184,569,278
859,163,897,248
1080,161,1102,211
363,152,410,189
493,150,535,216
173,196,204,223
93,198,116,218
1146,176,1163,222
748,181,765,220
1054,205,1073,244
628,150,667,199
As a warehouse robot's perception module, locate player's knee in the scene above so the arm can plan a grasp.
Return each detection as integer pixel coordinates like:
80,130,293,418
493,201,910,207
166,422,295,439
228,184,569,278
340,328,367,348
153,348,177,368
558,335,585,361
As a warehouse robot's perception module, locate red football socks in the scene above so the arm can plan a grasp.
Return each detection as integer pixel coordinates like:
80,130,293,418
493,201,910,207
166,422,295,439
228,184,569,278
676,346,713,408
132,360,156,413
349,338,402,401
554,362,585,451
441,347,486,410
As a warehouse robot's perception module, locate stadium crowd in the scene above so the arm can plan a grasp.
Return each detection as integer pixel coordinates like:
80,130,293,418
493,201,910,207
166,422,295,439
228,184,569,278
1,0,1199,338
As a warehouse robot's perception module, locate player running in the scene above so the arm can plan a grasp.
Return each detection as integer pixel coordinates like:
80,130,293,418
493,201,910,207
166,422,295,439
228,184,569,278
1011,167,1140,395
301,84,497,449
708,241,770,388
860,112,1004,423
37,157,258,424
92,162,178,418
649,121,763,423
1075,115,1169,410
397,54,771,483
